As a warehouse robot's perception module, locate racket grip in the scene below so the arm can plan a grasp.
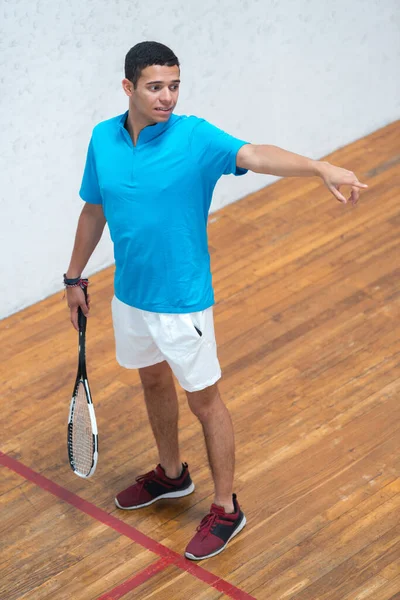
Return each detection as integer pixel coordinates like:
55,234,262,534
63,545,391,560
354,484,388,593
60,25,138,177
78,281,89,332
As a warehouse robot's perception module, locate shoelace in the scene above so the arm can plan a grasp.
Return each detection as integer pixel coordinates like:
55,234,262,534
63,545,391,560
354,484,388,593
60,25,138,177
196,511,219,538
135,469,158,491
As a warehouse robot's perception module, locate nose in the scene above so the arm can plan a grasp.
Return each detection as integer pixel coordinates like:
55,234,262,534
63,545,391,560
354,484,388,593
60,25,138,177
159,87,172,105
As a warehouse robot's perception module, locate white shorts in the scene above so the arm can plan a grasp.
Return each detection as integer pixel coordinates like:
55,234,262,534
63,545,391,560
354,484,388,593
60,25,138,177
111,296,221,392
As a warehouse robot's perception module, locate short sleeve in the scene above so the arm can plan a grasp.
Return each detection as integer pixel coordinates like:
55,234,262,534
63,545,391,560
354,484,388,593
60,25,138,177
189,119,249,178
79,137,102,204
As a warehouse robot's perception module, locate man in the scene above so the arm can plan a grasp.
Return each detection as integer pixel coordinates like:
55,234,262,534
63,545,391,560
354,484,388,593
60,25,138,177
65,41,367,561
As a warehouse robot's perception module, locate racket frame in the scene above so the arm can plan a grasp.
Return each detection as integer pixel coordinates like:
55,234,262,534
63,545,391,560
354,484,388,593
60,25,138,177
67,282,98,478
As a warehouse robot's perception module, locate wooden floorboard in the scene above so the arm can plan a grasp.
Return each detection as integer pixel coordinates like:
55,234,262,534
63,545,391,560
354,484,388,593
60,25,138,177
1,120,399,599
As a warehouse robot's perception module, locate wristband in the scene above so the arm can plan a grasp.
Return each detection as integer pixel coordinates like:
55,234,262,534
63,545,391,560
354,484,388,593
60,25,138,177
63,274,89,288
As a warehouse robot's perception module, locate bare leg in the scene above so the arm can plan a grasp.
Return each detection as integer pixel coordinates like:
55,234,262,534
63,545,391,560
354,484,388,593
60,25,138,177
186,383,235,513
139,361,182,479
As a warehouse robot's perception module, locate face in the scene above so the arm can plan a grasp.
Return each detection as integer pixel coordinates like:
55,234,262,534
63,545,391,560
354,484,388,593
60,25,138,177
122,64,180,125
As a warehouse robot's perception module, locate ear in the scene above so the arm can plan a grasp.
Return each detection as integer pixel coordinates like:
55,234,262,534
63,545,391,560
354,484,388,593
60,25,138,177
122,78,134,97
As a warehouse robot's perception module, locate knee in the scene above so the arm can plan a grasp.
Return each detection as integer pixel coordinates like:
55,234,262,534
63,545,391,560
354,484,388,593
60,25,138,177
139,361,173,392
187,384,220,421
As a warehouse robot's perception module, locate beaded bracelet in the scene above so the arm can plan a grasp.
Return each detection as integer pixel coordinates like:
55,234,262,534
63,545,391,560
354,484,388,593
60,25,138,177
63,274,89,288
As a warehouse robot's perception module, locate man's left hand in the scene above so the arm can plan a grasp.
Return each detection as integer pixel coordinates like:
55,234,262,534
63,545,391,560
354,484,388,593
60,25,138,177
317,161,368,206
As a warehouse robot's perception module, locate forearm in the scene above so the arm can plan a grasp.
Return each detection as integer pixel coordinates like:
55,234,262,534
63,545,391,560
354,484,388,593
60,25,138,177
66,203,106,278
252,144,325,178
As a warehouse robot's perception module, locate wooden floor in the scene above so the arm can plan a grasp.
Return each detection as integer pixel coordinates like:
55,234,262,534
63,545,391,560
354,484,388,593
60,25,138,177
1,121,400,600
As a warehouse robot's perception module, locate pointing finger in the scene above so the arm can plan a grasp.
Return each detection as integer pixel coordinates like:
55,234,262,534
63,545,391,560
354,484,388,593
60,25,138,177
351,181,368,189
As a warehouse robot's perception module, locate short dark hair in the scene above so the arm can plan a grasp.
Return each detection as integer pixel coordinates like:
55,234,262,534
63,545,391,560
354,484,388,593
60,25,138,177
125,41,180,88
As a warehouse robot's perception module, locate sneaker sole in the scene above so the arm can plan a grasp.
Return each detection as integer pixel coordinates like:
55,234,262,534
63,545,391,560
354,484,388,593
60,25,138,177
184,514,247,561
115,481,195,510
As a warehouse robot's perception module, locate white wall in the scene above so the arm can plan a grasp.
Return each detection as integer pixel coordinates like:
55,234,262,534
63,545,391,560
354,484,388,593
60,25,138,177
1,0,399,319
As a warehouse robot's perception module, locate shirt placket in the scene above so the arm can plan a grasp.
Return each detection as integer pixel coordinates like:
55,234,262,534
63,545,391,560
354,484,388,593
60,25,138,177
120,126,139,187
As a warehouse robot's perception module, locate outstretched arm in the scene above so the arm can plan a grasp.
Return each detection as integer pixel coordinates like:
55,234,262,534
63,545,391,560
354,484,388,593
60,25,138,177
237,144,367,205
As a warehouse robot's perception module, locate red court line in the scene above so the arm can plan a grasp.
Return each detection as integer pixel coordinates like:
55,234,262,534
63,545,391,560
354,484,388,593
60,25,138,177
0,452,256,600
96,557,172,600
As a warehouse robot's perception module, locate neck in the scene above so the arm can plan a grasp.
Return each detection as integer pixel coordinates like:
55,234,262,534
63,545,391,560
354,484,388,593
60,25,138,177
125,108,155,146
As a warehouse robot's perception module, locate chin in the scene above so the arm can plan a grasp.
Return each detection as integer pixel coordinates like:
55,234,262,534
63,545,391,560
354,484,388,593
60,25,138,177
153,110,173,119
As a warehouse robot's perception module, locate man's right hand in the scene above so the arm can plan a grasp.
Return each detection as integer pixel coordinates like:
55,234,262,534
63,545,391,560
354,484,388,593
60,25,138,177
67,286,90,331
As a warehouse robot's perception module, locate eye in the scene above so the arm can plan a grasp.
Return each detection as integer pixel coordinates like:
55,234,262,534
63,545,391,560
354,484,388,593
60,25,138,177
170,85,179,91
150,85,160,91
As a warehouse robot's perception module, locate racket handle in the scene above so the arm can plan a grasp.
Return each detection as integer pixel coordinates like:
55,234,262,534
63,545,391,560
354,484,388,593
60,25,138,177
78,281,89,332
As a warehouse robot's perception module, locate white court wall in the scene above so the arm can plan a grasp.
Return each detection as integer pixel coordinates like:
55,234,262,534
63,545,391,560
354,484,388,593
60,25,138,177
1,0,399,319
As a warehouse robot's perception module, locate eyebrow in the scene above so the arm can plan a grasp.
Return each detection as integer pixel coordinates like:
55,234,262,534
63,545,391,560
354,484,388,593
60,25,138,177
146,79,181,84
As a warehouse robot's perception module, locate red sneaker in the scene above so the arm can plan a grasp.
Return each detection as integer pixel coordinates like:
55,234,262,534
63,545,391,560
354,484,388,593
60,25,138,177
115,463,195,510
185,494,246,560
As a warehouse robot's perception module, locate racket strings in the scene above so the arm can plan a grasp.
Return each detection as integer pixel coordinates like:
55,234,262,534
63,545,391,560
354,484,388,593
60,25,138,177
71,382,94,475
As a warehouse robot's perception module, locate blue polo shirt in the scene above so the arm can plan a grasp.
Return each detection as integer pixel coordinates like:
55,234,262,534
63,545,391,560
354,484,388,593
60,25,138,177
80,111,248,313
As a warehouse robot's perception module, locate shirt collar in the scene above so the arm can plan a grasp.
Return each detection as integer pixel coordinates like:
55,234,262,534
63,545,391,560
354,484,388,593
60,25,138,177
119,110,178,146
